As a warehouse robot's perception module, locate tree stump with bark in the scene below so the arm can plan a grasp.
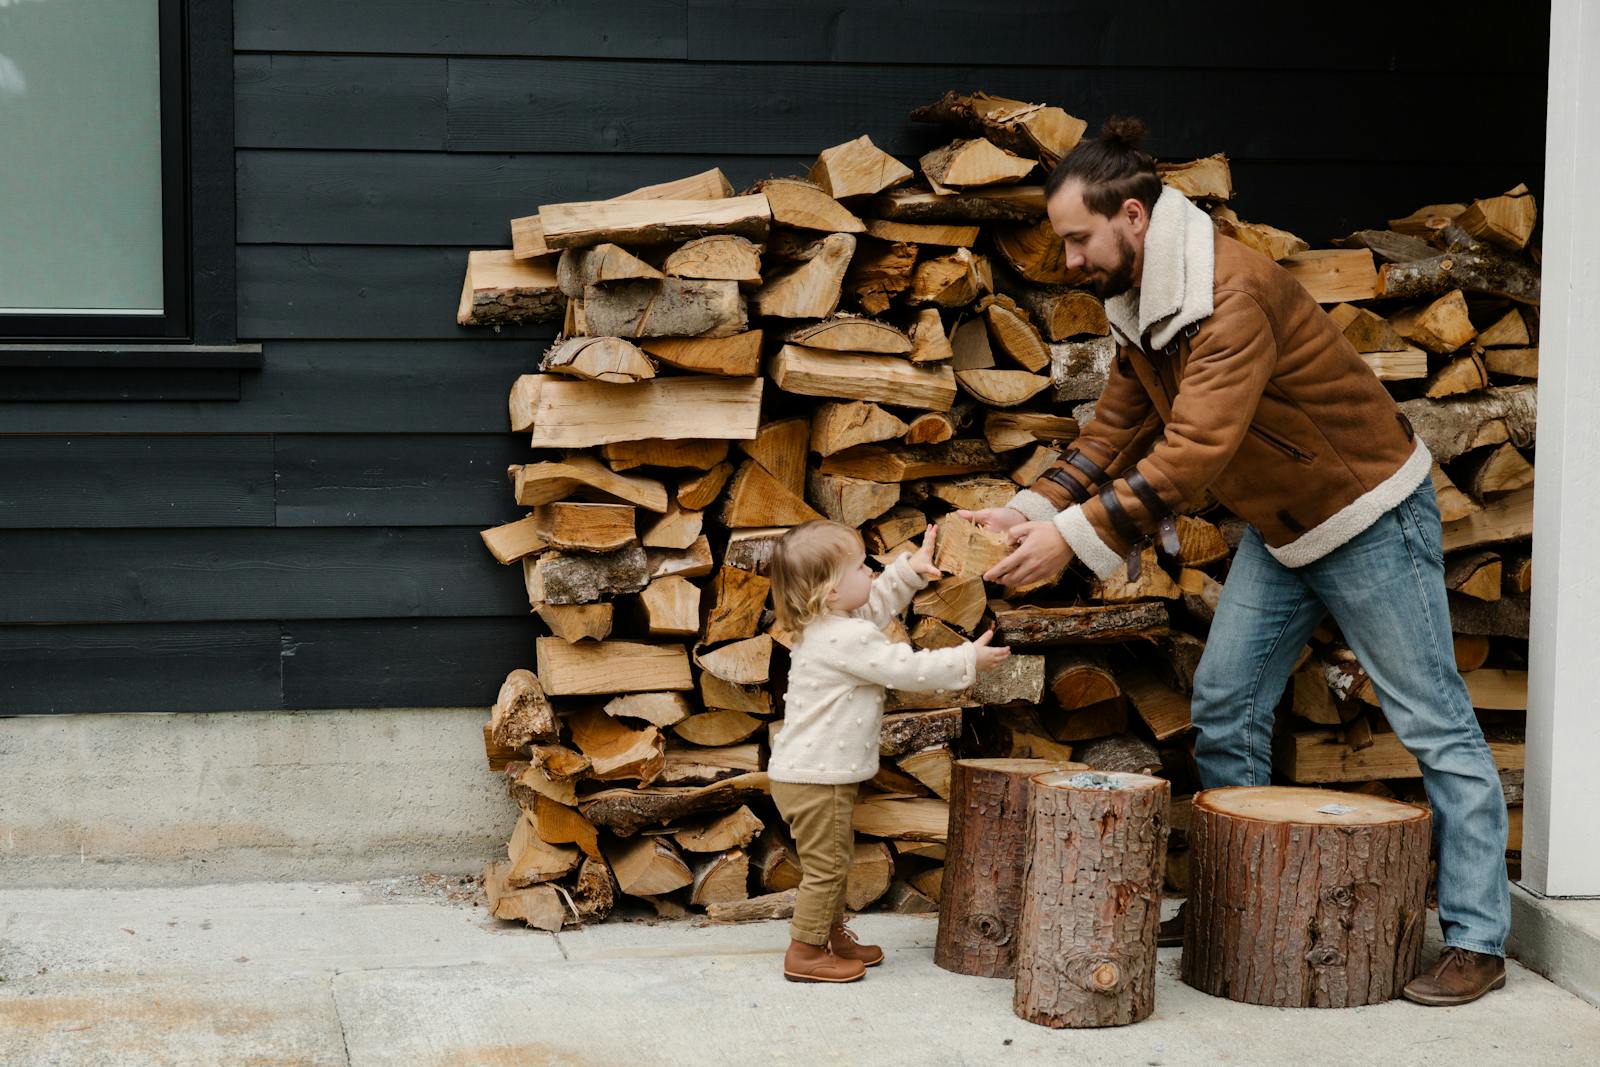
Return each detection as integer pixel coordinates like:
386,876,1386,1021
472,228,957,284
1012,769,1169,1028
935,758,1083,978
1180,786,1432,1008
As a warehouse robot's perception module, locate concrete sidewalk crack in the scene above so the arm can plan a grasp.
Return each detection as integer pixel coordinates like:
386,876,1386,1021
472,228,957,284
330,972,354,1067
552,932,570,960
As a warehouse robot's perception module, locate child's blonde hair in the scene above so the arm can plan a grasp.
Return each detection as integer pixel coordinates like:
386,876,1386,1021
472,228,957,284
770,520,865,631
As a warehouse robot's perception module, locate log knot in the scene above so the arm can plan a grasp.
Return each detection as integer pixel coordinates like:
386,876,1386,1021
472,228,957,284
1305,945,1345,968
1323,884,1356,908
964,911,1011,946
1060,952,1126,995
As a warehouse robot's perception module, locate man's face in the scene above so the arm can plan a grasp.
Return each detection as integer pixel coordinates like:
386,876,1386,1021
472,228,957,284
1048,181,1148,300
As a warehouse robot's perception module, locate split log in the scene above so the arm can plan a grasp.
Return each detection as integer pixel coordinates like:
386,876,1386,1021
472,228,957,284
1121,668,1193,742
867,507,929,554
703,566,771,645
1455,184,1537,252
705,889,798,923
535,638,692,695
970,706,1076,762
883,881,939,914
721,528,785,575
1018,288,1109,341
1398,385,1535,462
639,575,701,637
491,668,558,749
457,251,564,326
907,308,956,363
912,574,987,633
807,470,901,527
660,742,761,787
1050,336,1116,402
1211,206,1308,261
676,463,735,512
1483,347,1538,379
1449,591,1530,638
1329,302,1408,353
674,710,763,747
1158,154,1232,201
958,369,1051,408
1442,486,1534,551
602,439,730,472
1462,443,1535,497
511,167,734,259
1477,307,1533,348
904,412,957,445
578,773,769,837
899,746,955,799
908,248,991,307
982,295,1052,371
935,475,1020,510
525,544,649,606
720,460,823,528
507,749,587,808
932,513,1011,578
874,184,1046,225
809,134,915,199
995,602,1170,648
507,813,583,887
514,456,668,512
1333,228,1437,264
880,708,963,758
770,344,958,411
689,849,751,907
606,835,694,897
662,235,763,285
646,534,715,579
674,805,764,853
921,138,1036,192
865,219,980,247
755,178,865,233
638,332,763,377
1446,552,1503,602
540,195,770,250
581,278,749,339
819,440,1004,482
555,243,662,298
540,336,654,385
853,796,950,842
1013,769,1168,1028
757,232,858,318
949,317,995,370
481,514,548,565
1182,786,1432,1007
527,374,763,451
536,603,613,643
641,503,704,551
1376,242,1540,304
483,859,566,930
1074,734,1163,776
604,691,692,728
695,635,773,686
936,758,1082,978
910,91,1086,166
1280,249,1379,304
1047,652,1120,711
1361,349,1429,381
1091,549,1181,602
842,238,917,314
530,503,636,552
570,707,665,784
847,841,896,910
700,672,773,716
788,316,912,355
737,417,810,497
991,219,1072,285
984,411,1079,452
1391,290,1477,354
529,793,601,859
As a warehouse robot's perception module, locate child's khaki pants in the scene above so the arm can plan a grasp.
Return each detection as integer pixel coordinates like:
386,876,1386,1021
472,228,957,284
770,780,860,946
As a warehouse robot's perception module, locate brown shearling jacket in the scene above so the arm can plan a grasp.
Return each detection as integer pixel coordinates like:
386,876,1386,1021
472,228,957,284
1020,232,1431,578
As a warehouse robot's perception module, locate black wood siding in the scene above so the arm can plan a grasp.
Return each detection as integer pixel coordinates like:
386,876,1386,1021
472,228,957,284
0,1,1550,713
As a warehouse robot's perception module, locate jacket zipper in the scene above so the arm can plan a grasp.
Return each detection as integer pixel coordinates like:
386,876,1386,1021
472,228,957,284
1248,423,1316,465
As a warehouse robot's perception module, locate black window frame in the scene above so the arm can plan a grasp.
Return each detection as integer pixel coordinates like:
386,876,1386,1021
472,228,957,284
0,0,237,351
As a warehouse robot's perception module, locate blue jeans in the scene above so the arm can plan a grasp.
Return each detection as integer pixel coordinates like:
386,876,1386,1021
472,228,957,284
1191,479,1510,956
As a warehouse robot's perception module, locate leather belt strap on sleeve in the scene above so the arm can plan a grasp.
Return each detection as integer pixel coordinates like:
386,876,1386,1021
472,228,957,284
1065,450,1107,485
1098,484,1141,547
1043,467,1091,505
1124,470,1172,523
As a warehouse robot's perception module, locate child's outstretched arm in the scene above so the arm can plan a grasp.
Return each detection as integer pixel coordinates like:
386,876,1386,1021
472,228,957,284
852,523,942,627
830,616,977,695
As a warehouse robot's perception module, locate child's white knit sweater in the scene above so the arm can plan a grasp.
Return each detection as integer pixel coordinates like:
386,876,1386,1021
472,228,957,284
767,554,978,785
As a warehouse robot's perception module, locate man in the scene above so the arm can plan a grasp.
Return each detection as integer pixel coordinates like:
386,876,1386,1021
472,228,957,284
962,117,1510,1006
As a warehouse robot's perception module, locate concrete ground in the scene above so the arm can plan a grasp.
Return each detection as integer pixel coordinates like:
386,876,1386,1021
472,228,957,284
2,880,1597,1067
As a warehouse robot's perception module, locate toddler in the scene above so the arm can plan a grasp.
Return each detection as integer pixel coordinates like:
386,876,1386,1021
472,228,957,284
766,519,1010,983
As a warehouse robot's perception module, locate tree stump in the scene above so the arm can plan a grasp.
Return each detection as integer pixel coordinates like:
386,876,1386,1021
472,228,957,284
1013,770,1169,1028
1181,786,1431,1008
935,758,1083,978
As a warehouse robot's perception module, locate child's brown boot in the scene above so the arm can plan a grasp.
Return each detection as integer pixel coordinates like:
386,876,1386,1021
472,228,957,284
829,922,884,967
783,938,866,983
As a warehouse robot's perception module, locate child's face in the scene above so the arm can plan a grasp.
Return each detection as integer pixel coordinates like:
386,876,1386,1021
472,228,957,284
825,550,873,614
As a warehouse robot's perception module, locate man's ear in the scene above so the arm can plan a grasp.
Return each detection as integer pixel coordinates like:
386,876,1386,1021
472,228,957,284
1124,197,1150,234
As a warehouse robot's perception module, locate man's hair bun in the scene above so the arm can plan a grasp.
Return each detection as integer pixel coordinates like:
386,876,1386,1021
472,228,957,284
1098,116,1149,152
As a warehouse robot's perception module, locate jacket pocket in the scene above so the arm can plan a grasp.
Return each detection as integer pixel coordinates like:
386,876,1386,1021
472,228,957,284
1248,423,1317,465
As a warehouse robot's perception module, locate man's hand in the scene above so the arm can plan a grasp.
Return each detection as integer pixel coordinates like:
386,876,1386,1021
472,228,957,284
955,507,1028,536
971,629,1011,671
908,522,943,580
983,520,1075,587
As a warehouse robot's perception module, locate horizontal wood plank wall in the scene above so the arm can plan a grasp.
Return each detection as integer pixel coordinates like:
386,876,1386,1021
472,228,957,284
0,1,1549,713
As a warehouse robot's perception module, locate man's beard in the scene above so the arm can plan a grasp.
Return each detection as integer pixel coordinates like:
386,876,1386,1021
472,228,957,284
1088,233,1138,300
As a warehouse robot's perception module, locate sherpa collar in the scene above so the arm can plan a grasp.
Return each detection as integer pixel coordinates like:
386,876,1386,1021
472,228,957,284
1103,186,1216,352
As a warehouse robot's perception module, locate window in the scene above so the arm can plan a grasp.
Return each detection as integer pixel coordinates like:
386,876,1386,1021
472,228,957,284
0,0,190,341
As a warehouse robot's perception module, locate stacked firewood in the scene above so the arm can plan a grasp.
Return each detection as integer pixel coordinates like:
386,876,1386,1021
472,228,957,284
461,91,1539,930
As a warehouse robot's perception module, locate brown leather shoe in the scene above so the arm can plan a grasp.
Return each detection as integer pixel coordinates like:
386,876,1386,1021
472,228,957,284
784,939,866,984
830,923,884,967
1157,902,1187,948
1402,947,1507,1006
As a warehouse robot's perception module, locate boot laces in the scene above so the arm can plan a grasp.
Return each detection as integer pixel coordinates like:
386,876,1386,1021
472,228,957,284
1433,947,1477,976
834,923,860,945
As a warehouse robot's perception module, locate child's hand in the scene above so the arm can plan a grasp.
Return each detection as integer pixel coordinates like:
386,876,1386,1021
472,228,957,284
909,522,943,580
972,629,1011,671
